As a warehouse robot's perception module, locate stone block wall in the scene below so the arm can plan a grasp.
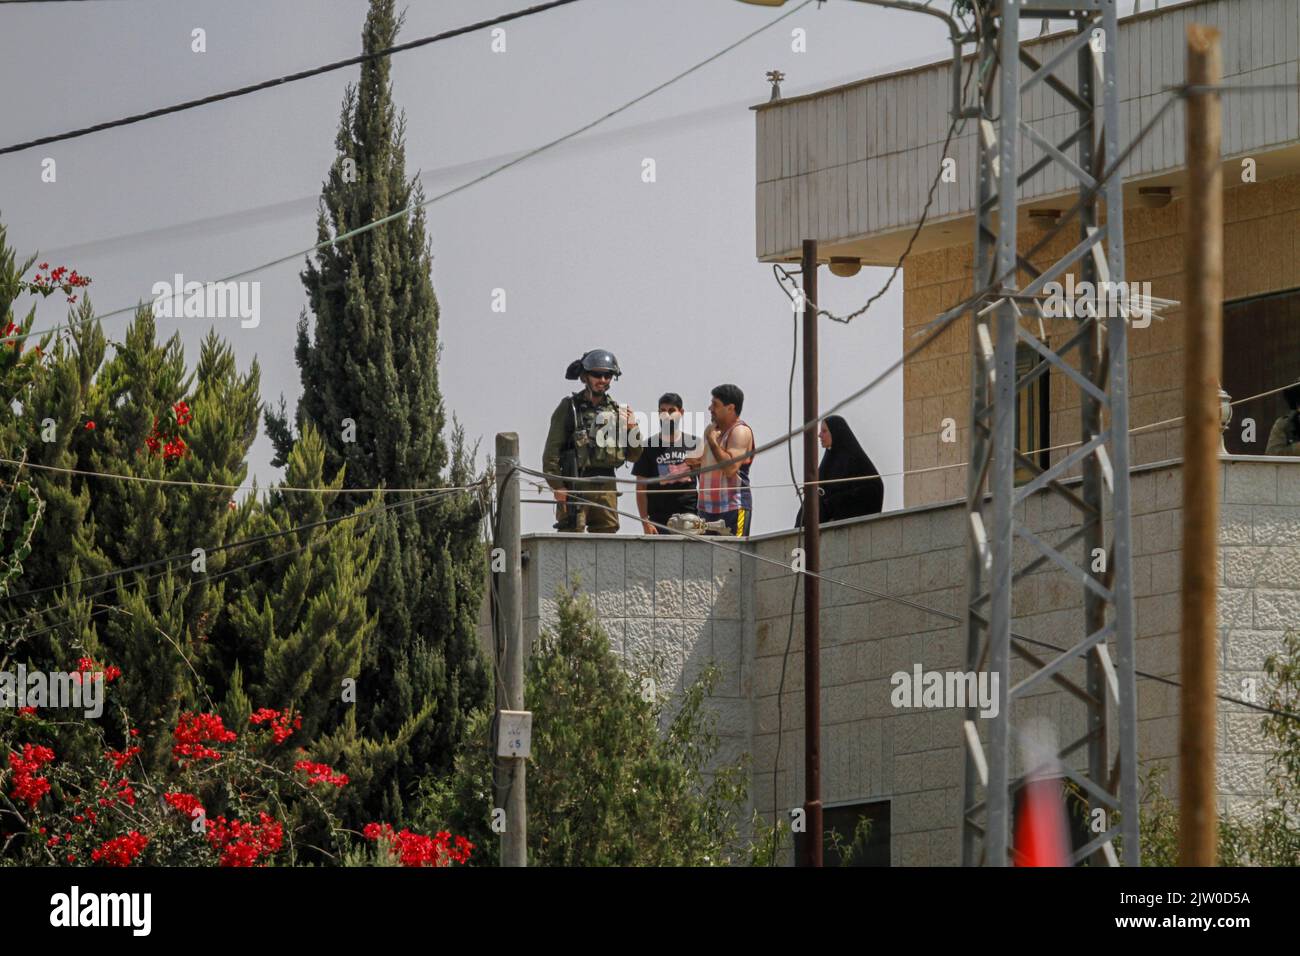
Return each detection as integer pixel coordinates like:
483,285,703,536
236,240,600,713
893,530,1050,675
521,533,753,778
498,458,1289,864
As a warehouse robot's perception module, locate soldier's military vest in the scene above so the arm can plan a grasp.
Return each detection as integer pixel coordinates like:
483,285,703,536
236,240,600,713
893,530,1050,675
568,392,626,471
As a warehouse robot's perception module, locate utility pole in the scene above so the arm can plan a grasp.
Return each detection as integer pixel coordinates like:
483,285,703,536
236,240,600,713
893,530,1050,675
494,432,527,867
1180,24,1222,868
801,238,822,867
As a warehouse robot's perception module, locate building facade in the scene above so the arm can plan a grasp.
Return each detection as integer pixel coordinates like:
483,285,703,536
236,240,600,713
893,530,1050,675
509,455,1289,865
486,0,1299,865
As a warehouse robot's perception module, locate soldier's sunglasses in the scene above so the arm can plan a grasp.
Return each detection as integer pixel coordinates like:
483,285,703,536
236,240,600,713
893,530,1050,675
587,370,614,380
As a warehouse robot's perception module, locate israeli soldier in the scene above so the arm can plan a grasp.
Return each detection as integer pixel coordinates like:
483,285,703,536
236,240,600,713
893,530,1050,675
542,349,643,533
1266,380,1300,456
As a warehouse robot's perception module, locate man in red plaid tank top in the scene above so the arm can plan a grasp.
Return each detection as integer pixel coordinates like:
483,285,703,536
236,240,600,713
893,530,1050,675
688,383,754,537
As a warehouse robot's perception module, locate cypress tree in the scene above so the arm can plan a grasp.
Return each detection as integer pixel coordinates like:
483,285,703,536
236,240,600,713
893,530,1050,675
266,0,489,816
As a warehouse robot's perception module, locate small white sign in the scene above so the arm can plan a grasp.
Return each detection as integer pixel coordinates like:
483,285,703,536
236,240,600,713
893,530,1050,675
497,710,532,759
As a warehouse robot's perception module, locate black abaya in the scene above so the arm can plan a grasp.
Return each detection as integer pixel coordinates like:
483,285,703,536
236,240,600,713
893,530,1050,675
795,415,884,526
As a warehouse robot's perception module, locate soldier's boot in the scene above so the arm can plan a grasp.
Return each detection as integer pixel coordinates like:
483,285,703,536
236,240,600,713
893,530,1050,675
554,502,582,533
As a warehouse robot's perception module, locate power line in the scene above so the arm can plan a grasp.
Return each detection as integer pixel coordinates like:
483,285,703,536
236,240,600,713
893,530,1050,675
510,56,1296,729
0,456,488,496
7,489,449,647
624,371,1300,493
0,1,588,157
528,69,1165,496
771,42,979,326
514,293,956,494
35,57,940,264
513,488,1300,725
911,91,1185,344
0,490,455,640
771,280,808,857
5,0,816,346
0,485,470,624
6,361,1291,502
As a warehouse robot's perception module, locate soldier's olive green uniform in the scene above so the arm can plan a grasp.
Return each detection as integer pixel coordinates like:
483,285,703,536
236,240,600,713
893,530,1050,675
543,390,642,533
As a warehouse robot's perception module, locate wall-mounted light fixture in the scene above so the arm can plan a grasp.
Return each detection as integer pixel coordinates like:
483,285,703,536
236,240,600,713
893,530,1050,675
1028,208,1062,229
1138,186,1174,209
829,257,862,278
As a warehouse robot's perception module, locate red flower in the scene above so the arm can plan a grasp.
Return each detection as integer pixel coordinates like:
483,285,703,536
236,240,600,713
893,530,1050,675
206,813,283,867
294,760,348,788
104,745,140,771
90,831,148,867
162,436,187,461
72,657,119,684
143,410,190,462
249,708,301,745
8,744,55,810
172,711,237,763
163,791,205,819
363,822,473,867
84,421,95,430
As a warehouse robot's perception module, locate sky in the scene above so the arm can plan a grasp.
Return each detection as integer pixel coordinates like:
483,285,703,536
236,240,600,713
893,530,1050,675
0,0,1154,535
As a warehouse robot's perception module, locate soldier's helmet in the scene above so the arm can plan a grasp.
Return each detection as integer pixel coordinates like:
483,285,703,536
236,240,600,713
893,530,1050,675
565,349,622,381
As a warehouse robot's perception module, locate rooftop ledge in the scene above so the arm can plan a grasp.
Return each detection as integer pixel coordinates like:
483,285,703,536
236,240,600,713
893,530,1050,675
522,455,1286,544
750,0,1300,263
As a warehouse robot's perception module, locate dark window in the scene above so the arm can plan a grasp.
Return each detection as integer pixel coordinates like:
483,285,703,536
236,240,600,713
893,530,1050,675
1222,288,1300,455
1015,343,1051,483
793,800,891,866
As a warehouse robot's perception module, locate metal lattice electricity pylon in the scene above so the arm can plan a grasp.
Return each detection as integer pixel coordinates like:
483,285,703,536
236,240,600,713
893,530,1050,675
959,0,1140,866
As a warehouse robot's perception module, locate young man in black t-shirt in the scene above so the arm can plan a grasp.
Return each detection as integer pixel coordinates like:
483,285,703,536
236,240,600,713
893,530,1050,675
633,393,699,534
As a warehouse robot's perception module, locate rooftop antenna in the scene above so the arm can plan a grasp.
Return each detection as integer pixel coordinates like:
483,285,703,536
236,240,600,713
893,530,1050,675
766,69,786,102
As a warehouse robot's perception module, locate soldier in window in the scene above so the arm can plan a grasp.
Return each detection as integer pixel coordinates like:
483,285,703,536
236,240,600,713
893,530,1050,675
1265,381,1300,456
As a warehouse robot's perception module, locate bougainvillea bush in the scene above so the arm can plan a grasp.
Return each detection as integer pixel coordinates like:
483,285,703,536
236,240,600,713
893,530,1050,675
0,682,472,867
0,225,478,867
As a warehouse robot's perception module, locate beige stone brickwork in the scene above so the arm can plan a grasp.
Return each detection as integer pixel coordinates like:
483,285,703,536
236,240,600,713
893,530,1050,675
509,458,1288,865
902,173,1300,508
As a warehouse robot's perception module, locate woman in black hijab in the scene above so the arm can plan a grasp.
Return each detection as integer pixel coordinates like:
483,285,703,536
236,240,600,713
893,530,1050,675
795,415,884,526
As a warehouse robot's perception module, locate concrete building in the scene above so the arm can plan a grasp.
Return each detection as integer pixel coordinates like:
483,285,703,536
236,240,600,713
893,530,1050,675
497,0,1299,865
